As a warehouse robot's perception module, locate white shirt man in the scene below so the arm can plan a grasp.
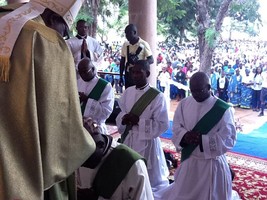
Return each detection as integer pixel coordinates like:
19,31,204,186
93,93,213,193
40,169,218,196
116,84,170,193
77,58,114,135
67,19,103,79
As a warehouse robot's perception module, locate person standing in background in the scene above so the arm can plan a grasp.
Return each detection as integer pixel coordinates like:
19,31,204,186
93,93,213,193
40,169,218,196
67,19,103,79
175,65,187,101
0,0,96,199
158,67,171,93
210,67,219,96
119,24,154,88
240,68,253,109
228,68,242,107
259,70,267,116
251,66,263,112
217,70,229,102
112,58,123,94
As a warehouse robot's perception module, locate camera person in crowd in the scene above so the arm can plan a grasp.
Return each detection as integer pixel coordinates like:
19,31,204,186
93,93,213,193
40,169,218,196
119,24,154,88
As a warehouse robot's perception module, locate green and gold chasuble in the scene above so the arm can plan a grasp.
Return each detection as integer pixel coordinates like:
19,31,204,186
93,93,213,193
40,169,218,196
0,5,95,200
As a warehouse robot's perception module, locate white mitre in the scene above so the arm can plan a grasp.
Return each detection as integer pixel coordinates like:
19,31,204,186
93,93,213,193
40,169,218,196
31,0,83,28
0,0,84,82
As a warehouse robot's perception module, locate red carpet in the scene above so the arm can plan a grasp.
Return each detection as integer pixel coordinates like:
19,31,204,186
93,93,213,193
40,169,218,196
160,138,267,200
108,127,267,200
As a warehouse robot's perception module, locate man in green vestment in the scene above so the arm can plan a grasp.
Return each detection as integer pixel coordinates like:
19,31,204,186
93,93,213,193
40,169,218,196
0,0,96,199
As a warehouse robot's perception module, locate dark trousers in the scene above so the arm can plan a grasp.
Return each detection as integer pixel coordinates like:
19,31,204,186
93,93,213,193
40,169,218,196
252,89,261,109
218,89,228,102
260,87,267,113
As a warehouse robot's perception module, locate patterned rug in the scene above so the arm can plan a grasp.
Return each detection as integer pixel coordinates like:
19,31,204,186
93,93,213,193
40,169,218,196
108,127,267,200
160,138,267,200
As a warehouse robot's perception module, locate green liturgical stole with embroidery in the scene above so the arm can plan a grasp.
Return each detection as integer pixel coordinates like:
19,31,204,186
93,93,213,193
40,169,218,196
120,87,160,143
93,144,145,198
181,99,230,162
81,78,108,115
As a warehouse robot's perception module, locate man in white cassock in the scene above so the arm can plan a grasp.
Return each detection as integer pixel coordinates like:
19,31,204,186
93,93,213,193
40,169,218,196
77,57,114,135
116,60,170,194
154,72,238,200
67,19,103,79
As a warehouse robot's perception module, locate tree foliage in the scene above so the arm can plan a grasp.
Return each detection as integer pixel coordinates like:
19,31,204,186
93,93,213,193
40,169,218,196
74,0,261,47
74,0,128,40
98,0,128,41
157,0,195,44
156,0,261,45
230,0,261,22
227,0,261,37
0,0,6,6
196,0,235,73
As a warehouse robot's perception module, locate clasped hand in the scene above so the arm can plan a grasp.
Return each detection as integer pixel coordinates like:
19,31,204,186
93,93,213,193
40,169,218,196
182,131,201,145
81,40,88,53
79,92,87,103
122,113,139,126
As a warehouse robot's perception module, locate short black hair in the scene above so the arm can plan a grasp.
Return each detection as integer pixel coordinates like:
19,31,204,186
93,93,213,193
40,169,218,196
77,19,88,25
125,24,137,33
134,60,150,72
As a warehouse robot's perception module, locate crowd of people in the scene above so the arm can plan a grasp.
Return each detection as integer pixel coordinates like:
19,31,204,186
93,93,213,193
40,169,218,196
2,0,261,199
154,39,267,116
69,20,242,199
100,38,267,118
99,30,267,118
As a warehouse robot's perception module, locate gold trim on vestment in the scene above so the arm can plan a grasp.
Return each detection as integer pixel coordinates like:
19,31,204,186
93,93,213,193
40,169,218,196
0,56,10,82
0,2,45,82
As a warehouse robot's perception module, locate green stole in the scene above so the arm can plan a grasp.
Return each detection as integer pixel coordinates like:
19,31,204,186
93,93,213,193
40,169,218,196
44,173,76,200
81,78,108,115
93,144,145,199
120,87,160,143
181,99,230,162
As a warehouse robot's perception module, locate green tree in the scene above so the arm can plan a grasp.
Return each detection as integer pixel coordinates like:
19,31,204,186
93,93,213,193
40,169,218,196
227,0,261,39
75,0,128,40
196,0,234,73
73,0,261,72
97,0,128,42
157,0,261,72
157,0,186,44
196,0,261,73
0,0,6,6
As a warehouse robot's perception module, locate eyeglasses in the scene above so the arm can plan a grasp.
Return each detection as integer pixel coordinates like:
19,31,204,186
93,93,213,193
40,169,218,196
87,68,92,73
79,68,93,74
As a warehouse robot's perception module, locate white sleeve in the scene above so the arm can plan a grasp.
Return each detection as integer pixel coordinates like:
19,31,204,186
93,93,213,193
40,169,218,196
83,83,114,122
202,107,237,159
137,93,169,140
108,160,154,200
171,101,188,151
